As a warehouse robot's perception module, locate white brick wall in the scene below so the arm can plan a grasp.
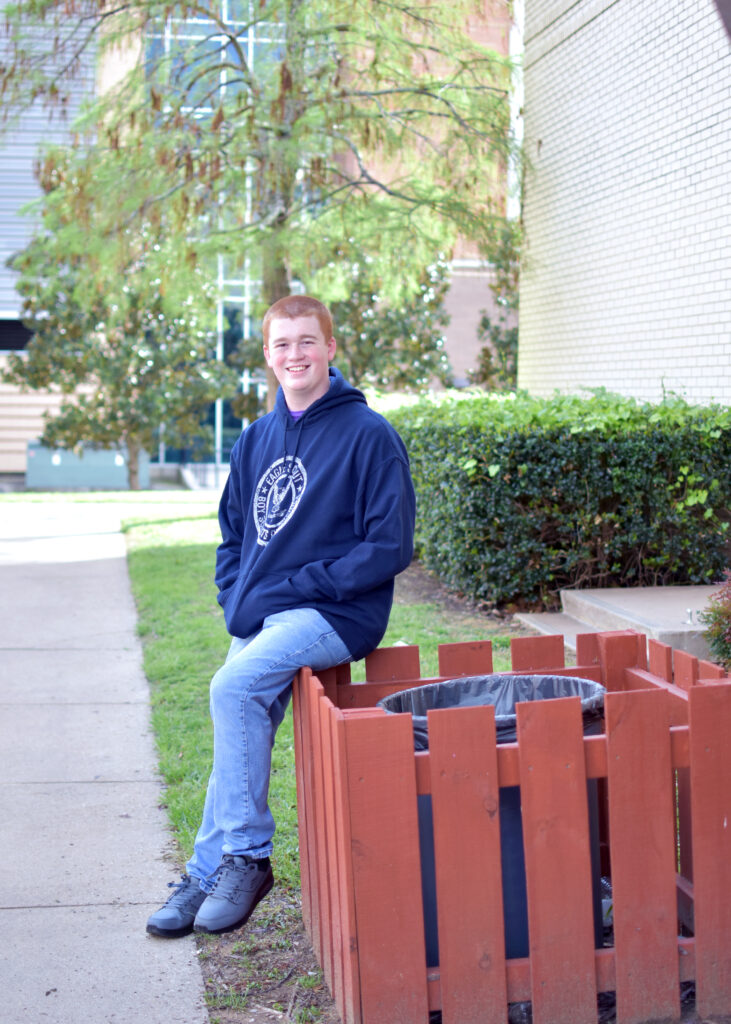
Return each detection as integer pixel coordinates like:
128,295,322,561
519,0,731,404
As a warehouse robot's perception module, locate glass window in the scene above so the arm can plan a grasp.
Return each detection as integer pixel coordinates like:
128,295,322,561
222,303,244,360
145,3,283,463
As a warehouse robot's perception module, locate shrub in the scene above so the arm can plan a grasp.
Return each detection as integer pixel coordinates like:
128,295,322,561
699,571,731,670
387,389,731,609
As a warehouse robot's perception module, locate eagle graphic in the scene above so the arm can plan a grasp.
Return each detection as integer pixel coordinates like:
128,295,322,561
254,456,308,545
264,474,295,527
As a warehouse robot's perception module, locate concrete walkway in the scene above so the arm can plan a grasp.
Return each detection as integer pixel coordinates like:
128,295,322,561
0,500,208,1024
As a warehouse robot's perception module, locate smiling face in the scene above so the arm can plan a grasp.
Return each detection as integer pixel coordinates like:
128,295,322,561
263,314,337,411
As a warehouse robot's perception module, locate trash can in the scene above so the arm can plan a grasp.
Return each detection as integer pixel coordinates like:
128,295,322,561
378,674,606,966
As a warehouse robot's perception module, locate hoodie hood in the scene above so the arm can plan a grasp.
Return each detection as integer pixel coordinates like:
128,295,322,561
274,367,368,427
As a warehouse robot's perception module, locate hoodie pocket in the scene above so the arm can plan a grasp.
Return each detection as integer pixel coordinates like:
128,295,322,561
224,571,302,635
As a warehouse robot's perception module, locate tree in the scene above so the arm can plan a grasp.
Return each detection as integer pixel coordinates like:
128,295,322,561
327,251,453,390
1,0,518,403
3,147,239,488
228,248,453,399
469,217,520,390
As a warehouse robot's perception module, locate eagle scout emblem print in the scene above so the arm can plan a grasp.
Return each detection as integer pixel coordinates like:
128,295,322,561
254,456,307,545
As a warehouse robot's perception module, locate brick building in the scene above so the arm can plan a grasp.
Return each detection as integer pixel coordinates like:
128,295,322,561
519,0,731,404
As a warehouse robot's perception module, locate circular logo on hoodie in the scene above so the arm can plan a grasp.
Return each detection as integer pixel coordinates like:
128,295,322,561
253,456,307,546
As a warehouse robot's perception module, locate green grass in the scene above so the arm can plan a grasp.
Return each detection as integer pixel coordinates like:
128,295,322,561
120,503,522,889
351,601,514,680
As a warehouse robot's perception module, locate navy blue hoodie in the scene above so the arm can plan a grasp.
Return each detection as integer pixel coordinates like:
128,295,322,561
215,368,416,661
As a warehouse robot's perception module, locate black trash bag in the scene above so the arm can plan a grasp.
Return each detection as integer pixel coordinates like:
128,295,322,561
378,672,607,966
378,673,605,748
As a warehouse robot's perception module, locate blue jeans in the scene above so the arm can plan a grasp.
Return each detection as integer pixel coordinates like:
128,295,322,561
186,607,351,887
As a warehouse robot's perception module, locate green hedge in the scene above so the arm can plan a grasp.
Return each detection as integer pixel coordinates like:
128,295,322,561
388,390,731,609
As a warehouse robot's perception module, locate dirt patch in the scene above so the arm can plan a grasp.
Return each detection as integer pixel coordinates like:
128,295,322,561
196,889,341,1024
394,560,513,621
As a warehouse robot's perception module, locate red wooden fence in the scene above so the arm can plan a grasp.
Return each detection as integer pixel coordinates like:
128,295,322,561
292,631,731,1024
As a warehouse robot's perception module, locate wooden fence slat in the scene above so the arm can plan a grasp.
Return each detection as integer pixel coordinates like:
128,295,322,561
291,671,310,930
318,691,340,1000
623,664,694,881
292,669,317,940
648,639,673,682
316,665,340,703
510,634,565,671
335,679,436,709
604,689,680,1024
689,685,731,1018
516,697,598,1024
623,668,689,724
438,640,494,677
576,632,601,670
697,659,725,680
342,711,430,1023
307,674,329,969
674,649,698,690
335,663,353,684
428,705,508,1024
597,632,647,691
329,706,363,1024
363,644,421,681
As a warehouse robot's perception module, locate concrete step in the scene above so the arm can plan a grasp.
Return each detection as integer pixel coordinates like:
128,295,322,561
513,610,589,654
515,584,719,658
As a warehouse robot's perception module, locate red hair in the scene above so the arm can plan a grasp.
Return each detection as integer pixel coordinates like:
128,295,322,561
262,295,333,346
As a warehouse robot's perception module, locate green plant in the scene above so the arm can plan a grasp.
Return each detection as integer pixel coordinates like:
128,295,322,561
468,309,518,391
699,571,731,670
469,218,520,391
388,389,731,609
204,985,254,1010
2,150,240,488
299,969,324,990
328,253,453,392
296,1007,323,1022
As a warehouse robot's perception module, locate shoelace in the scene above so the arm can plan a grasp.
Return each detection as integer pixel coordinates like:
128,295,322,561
165,875,204,908
209,857,257,899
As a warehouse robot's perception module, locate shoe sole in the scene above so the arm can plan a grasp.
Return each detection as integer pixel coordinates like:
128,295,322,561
146,921,195,939
193,873,274,936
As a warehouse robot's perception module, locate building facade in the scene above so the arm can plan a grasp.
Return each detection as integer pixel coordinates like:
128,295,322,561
519,0,731,404
0,28,96,475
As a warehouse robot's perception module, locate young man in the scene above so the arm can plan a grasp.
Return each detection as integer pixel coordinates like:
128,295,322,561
147,295,415,938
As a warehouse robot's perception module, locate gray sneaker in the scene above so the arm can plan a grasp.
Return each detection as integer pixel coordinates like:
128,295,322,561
193,854,274,935
146,874,207,938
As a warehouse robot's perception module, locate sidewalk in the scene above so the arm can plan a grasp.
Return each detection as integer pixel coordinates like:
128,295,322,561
0,500,208,1024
